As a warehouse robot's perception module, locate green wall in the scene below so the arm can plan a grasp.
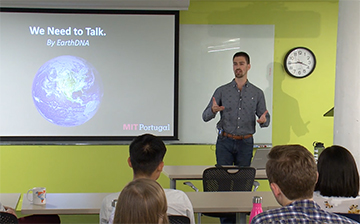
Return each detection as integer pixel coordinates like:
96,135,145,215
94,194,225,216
0,0,338,221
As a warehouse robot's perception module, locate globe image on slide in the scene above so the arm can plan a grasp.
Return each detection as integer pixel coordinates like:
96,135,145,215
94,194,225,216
32,55,103,127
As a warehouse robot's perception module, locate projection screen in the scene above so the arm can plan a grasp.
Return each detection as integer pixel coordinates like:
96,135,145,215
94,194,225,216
0,8,179,143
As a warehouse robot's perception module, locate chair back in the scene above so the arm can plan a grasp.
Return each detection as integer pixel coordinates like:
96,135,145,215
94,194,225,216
203,166,256,192
0,212,18,224
168,215,191,224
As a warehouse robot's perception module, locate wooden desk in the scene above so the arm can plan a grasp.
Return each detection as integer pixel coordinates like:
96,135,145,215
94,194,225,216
185,191,279,224
21,193,111,215
163,166,267,189
0,193,21,209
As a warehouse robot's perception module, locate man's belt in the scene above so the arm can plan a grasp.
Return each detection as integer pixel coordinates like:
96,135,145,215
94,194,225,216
222,131,252,140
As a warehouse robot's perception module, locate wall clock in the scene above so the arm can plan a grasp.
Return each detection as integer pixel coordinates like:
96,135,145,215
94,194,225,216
284,47,316,78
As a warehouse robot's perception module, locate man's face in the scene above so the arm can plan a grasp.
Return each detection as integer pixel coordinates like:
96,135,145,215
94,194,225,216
233,56,250,78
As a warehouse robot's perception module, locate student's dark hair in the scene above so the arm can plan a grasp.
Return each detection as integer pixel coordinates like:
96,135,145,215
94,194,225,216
315,145,359,197
266,144,318,200
233,52,250,64
129,134,167,176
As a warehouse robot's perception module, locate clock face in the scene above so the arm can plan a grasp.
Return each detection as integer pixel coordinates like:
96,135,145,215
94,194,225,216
284,47,316,78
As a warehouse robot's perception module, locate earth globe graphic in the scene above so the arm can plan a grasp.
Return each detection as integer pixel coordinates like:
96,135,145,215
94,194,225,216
32,55,103,127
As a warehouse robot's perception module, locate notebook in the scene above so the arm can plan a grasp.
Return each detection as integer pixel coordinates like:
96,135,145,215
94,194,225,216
251,147,271,170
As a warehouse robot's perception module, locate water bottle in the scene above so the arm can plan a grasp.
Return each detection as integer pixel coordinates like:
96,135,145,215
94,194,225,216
313,141,325,163
249,196,263,223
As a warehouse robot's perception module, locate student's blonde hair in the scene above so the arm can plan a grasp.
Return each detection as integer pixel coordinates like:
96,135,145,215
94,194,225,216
113,178,169,224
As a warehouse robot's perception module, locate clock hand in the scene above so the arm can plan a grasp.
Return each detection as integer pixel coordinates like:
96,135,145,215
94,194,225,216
296,61,308,66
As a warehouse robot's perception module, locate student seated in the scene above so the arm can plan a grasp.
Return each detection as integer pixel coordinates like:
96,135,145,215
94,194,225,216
113,178,168,224
251,144,358,224
313,145,360,214
100,134,194,224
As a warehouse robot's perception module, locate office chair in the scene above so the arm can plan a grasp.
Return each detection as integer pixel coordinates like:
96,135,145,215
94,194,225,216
168,215,191,224
203,166,256,192
0,212,18,224
335,213,360,223
184,165,260,192
184,166,257,224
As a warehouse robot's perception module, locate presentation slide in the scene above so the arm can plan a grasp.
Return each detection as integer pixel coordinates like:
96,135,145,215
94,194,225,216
0,9,179,143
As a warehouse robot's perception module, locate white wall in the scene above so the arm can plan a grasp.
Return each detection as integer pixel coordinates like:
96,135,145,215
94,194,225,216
334,0,360,175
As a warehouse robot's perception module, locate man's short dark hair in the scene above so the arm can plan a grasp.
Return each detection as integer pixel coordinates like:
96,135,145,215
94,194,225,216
266,145,317,200
315,145,359,197
129,134,167,176
233,52,250,64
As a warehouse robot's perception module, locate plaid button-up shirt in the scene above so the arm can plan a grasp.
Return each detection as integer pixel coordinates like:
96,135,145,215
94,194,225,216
251,199,357,224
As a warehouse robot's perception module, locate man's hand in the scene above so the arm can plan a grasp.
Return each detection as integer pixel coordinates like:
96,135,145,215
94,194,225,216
257,110,268,124
211,97,225,114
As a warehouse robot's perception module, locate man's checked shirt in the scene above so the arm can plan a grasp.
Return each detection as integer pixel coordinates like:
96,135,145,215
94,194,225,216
251,199,357,224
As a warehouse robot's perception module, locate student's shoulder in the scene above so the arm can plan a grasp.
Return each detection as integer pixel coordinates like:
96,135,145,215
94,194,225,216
250,207,287,223
313,191,360,214
102,192,121,204
164,188,188,196
326,211,359,224
164,189,191,201
250,211,271,224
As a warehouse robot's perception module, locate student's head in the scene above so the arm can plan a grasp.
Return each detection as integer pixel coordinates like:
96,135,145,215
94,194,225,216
315,145,359,197
128,133,167,179
113,178,169,224
266,145,318,201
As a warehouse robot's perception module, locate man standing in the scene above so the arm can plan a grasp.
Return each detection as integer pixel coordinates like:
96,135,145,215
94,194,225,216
251,145,357,224
203,51,270,166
